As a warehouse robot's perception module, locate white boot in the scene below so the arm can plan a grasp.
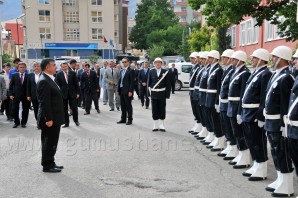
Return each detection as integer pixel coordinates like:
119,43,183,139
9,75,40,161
220,141,231,155
196,127,208,138
159,120,166,132
266,171,281,192
224,145,238,161
233,149,250,169
211,136,225,151
202,131,211,142
189,122,198,132
193,123,202,133
249,161,267,181
152,120,159,131
242,161,258,177
203,132,215,144
272,172,294,197
207,137,218,148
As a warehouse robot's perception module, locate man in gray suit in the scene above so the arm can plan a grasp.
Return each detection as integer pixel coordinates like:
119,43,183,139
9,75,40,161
100,60,109,105
0,75,7,106
104,61,120,111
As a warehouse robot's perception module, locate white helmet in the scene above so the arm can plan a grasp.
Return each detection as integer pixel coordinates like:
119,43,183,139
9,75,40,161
196,51,202,58
221,49,235,58
251,48,270,62
200,51,209,59
292,49,298,58
189,52,198,58
207,50,220,59
270,46,292,61
231,50,247,62
153,57,163,64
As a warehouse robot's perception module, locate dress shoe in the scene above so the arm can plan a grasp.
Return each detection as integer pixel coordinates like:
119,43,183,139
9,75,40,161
188,130,194,133
265,187,275,192
84,112,90,115
97,109,100,113
43,167,61,173
152,129,158,132
117,120,126,124
82,106,85,109
217,153,227,157
21,124,26,128
191,132,199,135
233,164,250,169
37,126,41,130
75,122,80,126
117,107,120,111
54,165,64,169
110,109,114,111
172,92,175,94
0,112,3,115
141,103,144,107
242,172,252,177
62,124,69,128
248,176,267,181
146,106,149,109
13,124,19,128
126,121,132,125
103,103,107,105
224,156,235,161
228,161,237,165
160,129,166,132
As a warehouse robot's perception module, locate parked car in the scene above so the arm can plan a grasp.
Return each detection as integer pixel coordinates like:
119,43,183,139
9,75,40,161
168,62,192,91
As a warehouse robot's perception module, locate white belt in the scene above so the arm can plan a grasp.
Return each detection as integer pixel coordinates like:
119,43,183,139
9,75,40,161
287,120,298,127
207,89,217,93
264,112,280,120
189,87,195,91
199,88,207,92
242,103,260,108
220,97,229,103
228,97,240,101
194,86,200,90
151,88,166,92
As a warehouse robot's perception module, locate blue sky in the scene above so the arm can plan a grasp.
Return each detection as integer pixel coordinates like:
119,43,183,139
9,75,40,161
0,0,22,21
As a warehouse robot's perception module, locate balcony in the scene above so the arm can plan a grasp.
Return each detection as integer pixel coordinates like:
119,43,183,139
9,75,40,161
193,11,201,17
175,11,187,16
179,22,188,26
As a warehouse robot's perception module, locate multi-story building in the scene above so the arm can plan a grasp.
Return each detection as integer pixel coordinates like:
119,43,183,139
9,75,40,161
23,0,128,65
169,0,201,25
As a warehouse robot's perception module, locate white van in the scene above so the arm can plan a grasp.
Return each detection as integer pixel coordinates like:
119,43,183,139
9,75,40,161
168,62,192,91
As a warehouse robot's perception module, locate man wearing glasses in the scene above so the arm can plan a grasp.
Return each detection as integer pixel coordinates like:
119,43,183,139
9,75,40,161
117,58,135,125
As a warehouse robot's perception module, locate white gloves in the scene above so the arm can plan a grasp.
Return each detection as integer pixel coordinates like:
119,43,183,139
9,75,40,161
281,127,287,137
236,114,242,125
215,104,220,113
258,120,265,128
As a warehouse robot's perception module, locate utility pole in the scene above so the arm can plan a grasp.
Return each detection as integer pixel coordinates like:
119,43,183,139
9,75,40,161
0,0,4,71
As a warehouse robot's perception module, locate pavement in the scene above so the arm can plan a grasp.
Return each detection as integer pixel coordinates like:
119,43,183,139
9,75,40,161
0,90,297,198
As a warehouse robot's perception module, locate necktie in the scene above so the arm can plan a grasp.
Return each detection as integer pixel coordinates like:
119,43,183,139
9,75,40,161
20,73,23,84
112,68,114,76
87,72,90,78
65,71,68,83
144,69,147,75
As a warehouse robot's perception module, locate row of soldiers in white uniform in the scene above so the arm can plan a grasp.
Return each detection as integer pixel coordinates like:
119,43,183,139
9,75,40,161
188,46,298,197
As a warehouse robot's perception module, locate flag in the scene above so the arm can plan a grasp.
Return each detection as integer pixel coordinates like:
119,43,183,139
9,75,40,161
103,36,108,43
109,39,114,48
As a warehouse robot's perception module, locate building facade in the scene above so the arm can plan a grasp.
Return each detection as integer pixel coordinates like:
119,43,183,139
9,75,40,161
23,0,128,65
169,0,200,25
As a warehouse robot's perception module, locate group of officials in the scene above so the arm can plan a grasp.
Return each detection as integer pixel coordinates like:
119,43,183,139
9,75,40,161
188,47,298,197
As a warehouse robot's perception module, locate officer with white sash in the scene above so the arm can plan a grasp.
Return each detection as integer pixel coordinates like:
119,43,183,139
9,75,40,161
287,49,298,198
194,52,210,140
241,49,272,181
147,58,171,132
188,52,202,134
227,51,251,169
264,46,294,197
204,50,224,151
217,49,237,159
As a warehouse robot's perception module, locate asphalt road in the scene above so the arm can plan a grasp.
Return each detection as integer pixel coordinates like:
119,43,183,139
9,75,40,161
0,91,297,198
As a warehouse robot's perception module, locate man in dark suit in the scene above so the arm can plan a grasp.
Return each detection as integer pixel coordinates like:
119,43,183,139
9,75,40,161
56,62,80,127
37,58,65,173
76,63,85,108
80,63,100,115
138,61,150,108
27,62,41,124
92,63,101,100
130,63,139,99
117,57,135,125
168,63,178,94
9,62,30,128
147,58,171,132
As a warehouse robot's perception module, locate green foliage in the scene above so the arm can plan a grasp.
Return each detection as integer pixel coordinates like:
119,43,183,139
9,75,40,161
129,0,179,50
2,53,12,64
148,44,165,61
188,26,212,52
89,55,99,64
188,0,298,41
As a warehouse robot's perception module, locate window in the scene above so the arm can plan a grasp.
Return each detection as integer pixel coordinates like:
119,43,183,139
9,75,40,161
181,6,187,12
114,31,118,37
91,0,102,5
227,26,236,48
62,0,78,6
180,16,186,22
114,0,119,5
91,11,102,23
182,65,192,73
66,50,78,56
64,28,80,41
39,28,51,39
20,48,26,59
91,28,103,40
246,20,252,44
39,10,50,22
38,0,50,4
240,22,246,46
265,18,285,41
252,18,259,43
64,12,79,23
114,14,118,21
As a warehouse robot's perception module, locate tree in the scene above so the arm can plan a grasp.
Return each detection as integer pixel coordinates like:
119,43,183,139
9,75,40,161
89,55,99,64
188,0,298,41
188,26,212,52
148,44,165,61
2,53,12,64
129,0,179,50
